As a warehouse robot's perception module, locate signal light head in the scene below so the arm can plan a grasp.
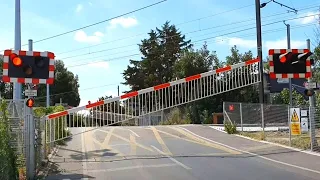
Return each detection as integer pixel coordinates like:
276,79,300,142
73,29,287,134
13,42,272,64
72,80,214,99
23,65,33,76
304,89,315,96
26,98,35,107
35,57,45,68
10,53,23,67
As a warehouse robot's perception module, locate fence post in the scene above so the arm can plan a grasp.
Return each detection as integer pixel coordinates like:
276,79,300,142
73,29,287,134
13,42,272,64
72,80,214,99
288,105,291,147
222,102,225,124
240,103,243,132
261,103,265,139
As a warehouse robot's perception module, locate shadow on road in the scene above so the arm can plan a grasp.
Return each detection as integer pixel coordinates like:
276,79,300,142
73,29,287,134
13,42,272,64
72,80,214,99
45,173,95,180
56,147,118,161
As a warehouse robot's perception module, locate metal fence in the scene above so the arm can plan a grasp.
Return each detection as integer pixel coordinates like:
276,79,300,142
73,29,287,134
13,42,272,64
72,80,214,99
223,101,320,152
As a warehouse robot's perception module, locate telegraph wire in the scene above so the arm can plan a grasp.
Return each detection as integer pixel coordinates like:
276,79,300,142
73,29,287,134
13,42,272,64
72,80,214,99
60,12,320,64
65,21,317,69
32,22,317,99
0,0,169,52
56,3,318,56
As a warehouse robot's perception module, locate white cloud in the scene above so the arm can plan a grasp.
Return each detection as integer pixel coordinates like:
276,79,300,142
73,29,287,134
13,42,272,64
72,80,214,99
108,17,138,29
74,30,104,43
215,36,306,51
264,38,305,50
88,61,110,69
88,2,93,6
295,11,319,24
76,4,83,13
215,36,256,49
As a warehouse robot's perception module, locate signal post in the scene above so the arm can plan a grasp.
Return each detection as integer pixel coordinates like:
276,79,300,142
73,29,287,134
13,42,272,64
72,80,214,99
2,45,55,179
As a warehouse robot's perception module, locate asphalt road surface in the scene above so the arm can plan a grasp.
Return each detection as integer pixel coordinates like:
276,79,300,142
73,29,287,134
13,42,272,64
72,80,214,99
45,125,320,180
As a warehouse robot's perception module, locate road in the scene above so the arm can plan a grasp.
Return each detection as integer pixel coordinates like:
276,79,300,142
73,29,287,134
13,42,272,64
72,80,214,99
45,125,320,180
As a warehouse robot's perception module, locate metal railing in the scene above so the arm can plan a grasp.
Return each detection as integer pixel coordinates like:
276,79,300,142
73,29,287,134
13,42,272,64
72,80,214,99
45,59,261,143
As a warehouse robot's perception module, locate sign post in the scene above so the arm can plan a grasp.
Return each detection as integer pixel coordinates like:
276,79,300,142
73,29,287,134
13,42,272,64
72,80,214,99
290,108,301,135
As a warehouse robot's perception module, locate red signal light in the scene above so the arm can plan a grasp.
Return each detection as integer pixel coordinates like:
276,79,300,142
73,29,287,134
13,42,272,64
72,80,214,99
280,56,287,63
10,53,23,66
26,98,35,108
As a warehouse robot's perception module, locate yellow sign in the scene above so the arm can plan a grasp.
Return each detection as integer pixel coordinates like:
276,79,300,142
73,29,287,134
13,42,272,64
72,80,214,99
291,109,300,122
291,123,301,135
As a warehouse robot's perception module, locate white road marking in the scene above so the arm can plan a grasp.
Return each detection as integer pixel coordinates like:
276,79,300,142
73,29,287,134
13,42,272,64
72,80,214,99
87,163,177,173
178,126,320,175
116,127,140,137
151,145,192,170
81,128,88,180
128,128,140,137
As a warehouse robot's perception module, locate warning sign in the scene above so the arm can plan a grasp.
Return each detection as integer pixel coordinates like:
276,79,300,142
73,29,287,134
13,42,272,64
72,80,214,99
290,108,300,123
291,123,301,135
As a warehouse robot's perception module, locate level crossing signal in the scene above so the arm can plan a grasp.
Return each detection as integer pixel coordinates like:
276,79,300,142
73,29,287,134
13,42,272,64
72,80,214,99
268,49,314,79
26,98,35,108
2,50,55,84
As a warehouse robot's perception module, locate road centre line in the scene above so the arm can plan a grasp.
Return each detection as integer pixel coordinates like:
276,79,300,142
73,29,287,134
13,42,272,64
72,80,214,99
178,126,320,175
151,145,192,170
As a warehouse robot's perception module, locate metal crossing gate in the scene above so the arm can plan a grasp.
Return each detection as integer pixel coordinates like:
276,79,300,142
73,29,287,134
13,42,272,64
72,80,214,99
44,58,261,143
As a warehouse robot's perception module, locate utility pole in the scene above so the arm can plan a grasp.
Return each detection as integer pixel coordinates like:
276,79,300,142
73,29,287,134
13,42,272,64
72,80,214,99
13,0,22,100
255,0,265,104
307,39,318,150
26,39,35,180
46,84,50,107
117,85,120,96
284,22,293,106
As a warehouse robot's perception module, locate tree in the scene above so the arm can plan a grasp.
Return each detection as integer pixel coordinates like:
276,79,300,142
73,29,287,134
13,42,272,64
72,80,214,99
122,21,193,92
272,88,308,106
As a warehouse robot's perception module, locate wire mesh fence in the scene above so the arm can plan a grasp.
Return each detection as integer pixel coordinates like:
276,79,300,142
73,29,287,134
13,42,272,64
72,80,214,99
223,101,320,152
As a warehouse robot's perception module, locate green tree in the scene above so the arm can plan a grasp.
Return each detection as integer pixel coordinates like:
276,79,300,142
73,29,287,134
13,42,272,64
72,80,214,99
122,21,192,91
272,88,308,106
32,60,81,107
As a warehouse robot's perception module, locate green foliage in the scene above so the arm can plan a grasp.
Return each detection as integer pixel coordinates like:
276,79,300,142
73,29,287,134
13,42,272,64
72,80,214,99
271,88,308,106
224,121,237,134
0,99,19,180
160,108,191,125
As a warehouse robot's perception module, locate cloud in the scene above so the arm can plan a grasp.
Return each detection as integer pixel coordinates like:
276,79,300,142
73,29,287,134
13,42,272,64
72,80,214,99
88,61,110,69
108,17,138,29
76,4,83,13
74,30,104,43
88,2,93,6
295,11,319,24
264,38,305,50
215,36,256,49
216,36,306,51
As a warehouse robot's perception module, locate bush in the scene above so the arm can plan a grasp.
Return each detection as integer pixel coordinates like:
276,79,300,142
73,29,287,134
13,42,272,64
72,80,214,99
160,108,191,125
0,99,19,180
224,120,237,134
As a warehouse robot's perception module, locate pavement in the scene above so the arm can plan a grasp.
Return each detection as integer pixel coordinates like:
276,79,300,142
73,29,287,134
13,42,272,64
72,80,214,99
45,125,320,180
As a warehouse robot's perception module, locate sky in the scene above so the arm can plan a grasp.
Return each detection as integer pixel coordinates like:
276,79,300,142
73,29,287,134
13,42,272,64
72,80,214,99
0,0,320,107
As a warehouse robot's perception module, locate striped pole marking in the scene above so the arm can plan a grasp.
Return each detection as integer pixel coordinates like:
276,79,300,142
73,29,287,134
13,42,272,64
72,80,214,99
47,58,260,119
2,49,55,84
268,49,311,79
